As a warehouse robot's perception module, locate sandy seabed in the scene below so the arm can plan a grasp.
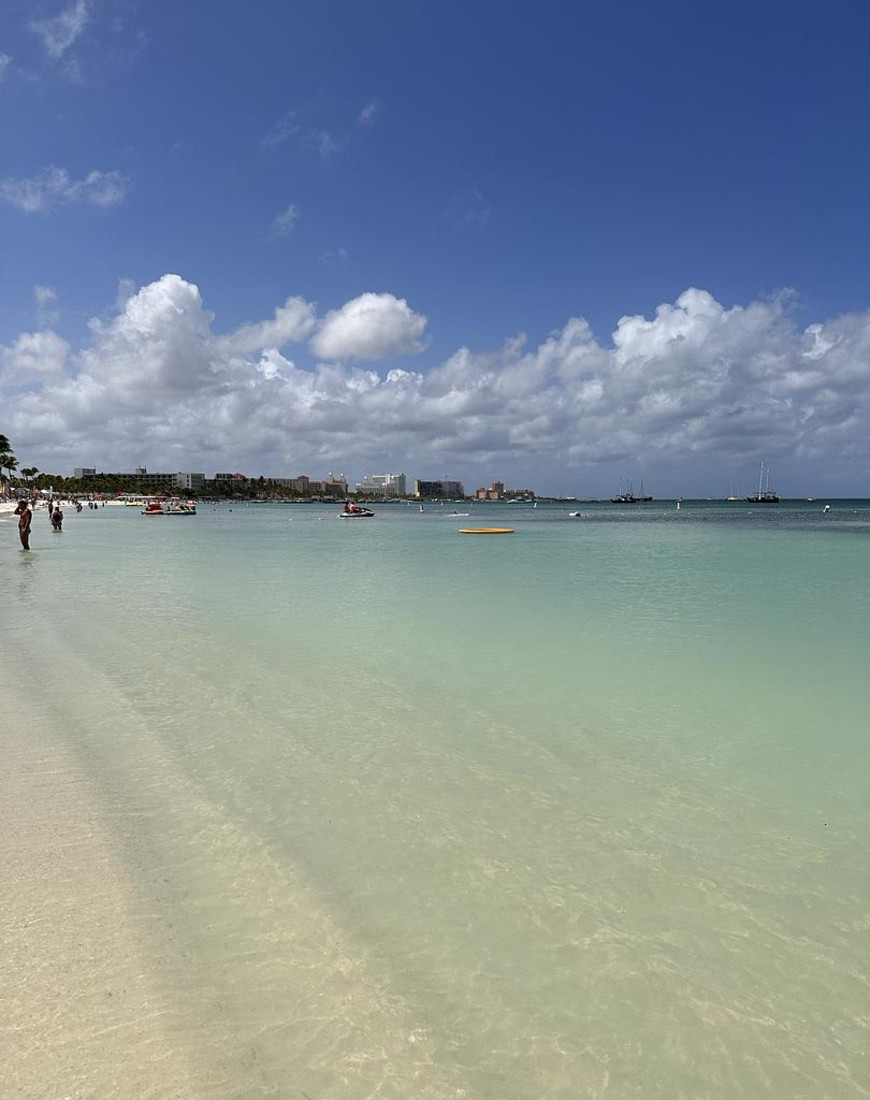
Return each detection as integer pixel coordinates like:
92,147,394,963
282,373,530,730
0,678,201,1100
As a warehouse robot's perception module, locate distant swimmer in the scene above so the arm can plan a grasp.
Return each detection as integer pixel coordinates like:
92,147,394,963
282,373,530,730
823,504,831,513
14,498,32,550
51,506,64,531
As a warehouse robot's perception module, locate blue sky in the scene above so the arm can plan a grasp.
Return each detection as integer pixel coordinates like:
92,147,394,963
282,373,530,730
2,0,870,494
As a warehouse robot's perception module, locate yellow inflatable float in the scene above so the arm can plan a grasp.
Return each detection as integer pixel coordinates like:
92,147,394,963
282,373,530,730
458,528,514,534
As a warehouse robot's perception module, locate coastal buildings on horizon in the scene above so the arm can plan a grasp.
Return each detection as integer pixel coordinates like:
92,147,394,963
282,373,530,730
65,466,546,501
66,467,536,500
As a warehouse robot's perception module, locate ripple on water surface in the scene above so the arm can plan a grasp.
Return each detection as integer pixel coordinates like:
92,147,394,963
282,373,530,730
2,501,869,1098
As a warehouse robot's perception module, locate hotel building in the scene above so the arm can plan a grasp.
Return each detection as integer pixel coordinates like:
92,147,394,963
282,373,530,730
355,473,407,497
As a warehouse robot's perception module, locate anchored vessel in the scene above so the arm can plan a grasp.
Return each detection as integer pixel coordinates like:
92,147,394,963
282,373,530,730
164,500,197,515
746,461,780,503
610,479,653,503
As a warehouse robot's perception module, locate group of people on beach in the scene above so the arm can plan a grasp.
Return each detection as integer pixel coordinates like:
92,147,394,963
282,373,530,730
12,496,88,549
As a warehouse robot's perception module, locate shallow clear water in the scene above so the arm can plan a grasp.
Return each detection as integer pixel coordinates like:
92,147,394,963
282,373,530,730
3,500,869,1098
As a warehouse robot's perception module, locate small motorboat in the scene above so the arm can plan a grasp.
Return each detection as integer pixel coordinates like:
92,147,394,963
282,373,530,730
568,511,586,518
141,501,165,515
165,500,197,515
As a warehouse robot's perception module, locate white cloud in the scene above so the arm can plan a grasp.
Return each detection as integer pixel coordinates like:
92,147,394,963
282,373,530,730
77,274,216,398
358,99,379,125
319,246,349,269
30,0,90,59
0,166,128,213
35,285,60,328
263,103,376,160
1,330,69,385
271,203,299,238
311,293,429,361
5,278,870,490
313,129,340,158
218,295,317,356
261,109,299,149
0,53,12,81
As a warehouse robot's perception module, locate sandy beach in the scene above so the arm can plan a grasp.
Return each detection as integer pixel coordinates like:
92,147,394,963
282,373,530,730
0,499,128,517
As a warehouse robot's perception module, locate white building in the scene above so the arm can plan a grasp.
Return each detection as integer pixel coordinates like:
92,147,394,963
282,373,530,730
355,472,407,497
174,472,205,491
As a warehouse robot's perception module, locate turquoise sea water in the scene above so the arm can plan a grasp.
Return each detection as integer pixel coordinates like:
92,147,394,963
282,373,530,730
3,500,870,1098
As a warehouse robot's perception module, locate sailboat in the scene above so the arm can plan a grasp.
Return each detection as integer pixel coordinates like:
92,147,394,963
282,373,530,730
726,481,740,501
745,461,780,503
610,478,653,503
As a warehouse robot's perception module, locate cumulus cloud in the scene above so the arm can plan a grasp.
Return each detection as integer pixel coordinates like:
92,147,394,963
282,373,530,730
218,295,317,356
311,293,429,361
0,166,127,213
30,0,90,59
77,274,217,399
4,277,870,490
0,53,12,81
1,330,69,385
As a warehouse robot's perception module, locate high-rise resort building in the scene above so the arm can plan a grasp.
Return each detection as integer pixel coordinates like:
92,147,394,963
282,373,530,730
355,473,407,497
414,479,465,499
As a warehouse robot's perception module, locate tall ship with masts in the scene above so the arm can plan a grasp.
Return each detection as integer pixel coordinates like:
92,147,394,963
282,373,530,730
746,461,779,503
610,479,653,503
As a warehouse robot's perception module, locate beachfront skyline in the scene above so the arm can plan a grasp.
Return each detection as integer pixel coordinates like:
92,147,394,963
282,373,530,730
2,1,870,496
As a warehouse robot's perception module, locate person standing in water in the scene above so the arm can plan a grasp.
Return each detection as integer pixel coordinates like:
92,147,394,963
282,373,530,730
15,498,32,550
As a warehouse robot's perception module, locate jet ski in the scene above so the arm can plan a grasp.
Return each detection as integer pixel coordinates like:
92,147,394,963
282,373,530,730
338,504,375,518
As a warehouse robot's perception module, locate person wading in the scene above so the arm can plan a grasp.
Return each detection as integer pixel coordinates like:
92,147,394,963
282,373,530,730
14,498,32,550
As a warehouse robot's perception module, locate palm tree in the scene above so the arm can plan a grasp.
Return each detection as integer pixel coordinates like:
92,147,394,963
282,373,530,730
0,440,17,497
3,454,19,490
21,467,39,487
